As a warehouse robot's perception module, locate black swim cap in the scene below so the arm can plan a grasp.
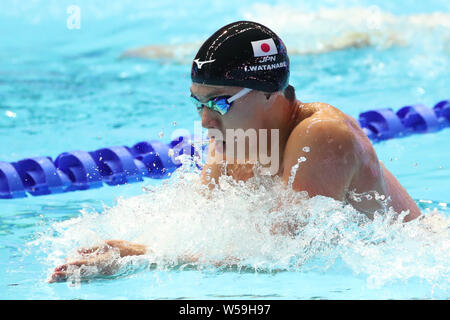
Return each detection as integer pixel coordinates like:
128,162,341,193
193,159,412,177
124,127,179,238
191,21,290,93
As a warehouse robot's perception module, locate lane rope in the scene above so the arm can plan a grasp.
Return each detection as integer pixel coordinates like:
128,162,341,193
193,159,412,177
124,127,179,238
1,99,448,199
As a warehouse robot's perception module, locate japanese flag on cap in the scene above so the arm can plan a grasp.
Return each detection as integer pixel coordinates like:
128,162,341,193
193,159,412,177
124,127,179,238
251,38,278,57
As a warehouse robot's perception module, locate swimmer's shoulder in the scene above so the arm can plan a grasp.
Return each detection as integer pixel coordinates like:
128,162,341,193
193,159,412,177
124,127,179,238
290,101,360,142
284,102,360,164
284,101,365,173
282,102,361,200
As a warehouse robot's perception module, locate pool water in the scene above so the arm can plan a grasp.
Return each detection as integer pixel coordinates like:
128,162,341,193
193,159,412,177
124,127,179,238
1,0,449,299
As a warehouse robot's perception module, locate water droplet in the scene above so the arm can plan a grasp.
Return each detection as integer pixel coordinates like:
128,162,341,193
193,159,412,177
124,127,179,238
5,110,16,118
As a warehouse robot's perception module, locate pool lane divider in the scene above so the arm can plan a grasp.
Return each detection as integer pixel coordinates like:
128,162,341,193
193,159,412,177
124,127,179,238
1,99,449,199
0,136,201,199
359,99,449,141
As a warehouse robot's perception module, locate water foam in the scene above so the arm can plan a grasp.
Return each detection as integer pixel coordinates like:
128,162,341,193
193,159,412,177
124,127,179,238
243,4,450,54
120,5,450,61
31,159,450,290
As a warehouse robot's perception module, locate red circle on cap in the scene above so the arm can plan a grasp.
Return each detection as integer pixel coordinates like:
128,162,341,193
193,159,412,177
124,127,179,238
260,43,270,52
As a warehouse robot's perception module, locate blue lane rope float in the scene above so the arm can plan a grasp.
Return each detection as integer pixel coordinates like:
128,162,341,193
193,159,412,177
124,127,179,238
0,136,201,199
0,99,448,199
359,99,449,142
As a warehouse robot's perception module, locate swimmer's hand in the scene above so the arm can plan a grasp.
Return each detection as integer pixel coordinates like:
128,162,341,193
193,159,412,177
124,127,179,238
48,240,148,283
49,240,236,283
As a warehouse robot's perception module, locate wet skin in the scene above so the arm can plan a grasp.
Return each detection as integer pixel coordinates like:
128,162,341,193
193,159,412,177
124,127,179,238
192,83,421,222
49,83,421,282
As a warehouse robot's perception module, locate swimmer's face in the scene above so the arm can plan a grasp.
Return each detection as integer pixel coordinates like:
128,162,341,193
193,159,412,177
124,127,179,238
190,83,274,130
190,83,276,156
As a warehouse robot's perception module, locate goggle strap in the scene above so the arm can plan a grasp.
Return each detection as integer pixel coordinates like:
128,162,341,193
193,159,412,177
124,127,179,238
227,88,252,103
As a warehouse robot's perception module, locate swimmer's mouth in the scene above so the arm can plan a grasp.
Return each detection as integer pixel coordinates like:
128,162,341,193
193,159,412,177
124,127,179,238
207,132,226,152
214,139,226,153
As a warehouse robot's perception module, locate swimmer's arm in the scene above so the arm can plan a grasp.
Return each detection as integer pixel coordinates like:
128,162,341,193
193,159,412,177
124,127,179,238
101,240,148,256
281,118,358,201
49,240,203,283
48,240,148,283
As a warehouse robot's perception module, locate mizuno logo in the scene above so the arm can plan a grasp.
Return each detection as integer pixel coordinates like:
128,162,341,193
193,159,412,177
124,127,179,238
193,59,216,69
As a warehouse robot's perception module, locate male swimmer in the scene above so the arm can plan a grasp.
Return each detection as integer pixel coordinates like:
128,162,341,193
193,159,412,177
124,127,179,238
49,21,420,282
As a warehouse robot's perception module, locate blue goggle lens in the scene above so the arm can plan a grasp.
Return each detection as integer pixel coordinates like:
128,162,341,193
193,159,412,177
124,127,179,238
191,95,231,115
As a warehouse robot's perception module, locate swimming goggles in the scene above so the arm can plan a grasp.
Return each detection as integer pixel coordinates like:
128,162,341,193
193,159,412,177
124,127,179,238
190,88,252,115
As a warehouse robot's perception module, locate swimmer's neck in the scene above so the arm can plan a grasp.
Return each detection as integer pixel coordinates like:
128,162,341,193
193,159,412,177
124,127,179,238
225,99,312,180
268,98,317,173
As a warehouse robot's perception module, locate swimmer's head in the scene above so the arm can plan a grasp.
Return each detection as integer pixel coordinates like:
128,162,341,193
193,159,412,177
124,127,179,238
190,21,295,165
191,21,290,92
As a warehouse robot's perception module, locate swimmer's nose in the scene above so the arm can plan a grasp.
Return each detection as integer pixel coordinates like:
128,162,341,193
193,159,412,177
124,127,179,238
201,107,221,129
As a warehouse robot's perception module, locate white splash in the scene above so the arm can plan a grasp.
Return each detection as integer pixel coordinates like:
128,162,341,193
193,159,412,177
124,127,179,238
30,157,450,290
242,4,450,54
5,110,17,118
288,156,307,188
120,6,450,61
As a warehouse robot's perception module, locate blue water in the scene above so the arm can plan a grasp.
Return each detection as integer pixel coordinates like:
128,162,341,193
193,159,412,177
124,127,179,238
1,0,449,299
